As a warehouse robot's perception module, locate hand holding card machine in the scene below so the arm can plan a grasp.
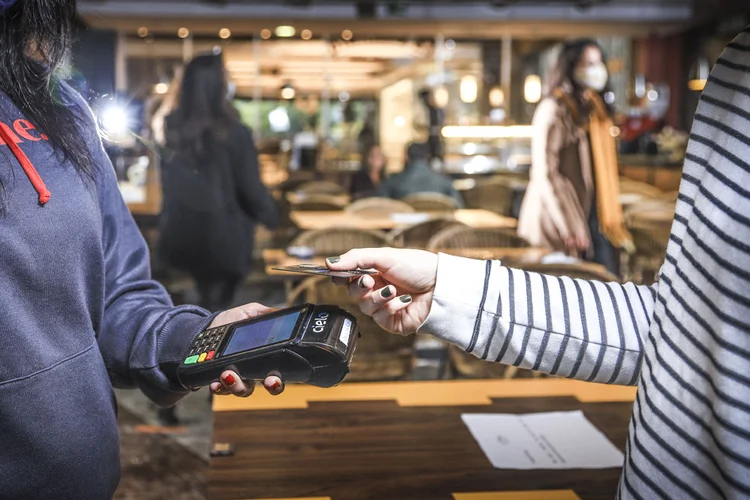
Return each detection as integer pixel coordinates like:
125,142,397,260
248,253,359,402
177,304,358,389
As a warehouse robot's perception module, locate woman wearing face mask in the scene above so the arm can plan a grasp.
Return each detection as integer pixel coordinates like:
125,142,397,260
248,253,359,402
518,39,631,273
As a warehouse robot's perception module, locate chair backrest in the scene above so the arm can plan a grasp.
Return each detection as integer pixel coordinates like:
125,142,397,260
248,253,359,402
389,217,466,249
402,192,459,212
287,276,416,381
426,226,529,251
289,228,392,256
345,197,415,215
296,180,347,196
462,176,516,216
516,262,620,282
290,194,346,212
625,213,672,258
618,178,665,198
277,171,319,193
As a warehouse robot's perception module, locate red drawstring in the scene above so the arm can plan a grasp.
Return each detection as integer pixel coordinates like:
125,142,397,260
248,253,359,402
0,124,50,205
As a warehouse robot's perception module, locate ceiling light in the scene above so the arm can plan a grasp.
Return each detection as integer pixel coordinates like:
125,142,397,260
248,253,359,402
260,29,272,40
154,83,169,95
460,75,478,104
178,27,190,39
524,74,542,104
444,39,456,51
219,28,231,39
137,27,149,38
341,30,353,41
280,83,296,100
301,29,313,40
275,26,296,38
489,86,505,108
433,86,449,108
338,90,350,102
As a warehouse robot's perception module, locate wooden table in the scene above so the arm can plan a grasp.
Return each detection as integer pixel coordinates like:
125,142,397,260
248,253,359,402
291,210,518,231
209,379,636,500
286,192,351,207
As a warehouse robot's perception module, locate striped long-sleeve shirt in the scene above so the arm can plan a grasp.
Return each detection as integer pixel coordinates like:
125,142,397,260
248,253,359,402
418,29,750,499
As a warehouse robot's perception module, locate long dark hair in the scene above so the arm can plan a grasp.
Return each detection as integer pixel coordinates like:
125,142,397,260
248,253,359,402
546,38,613,116
0,0,93,182
167,53,239,161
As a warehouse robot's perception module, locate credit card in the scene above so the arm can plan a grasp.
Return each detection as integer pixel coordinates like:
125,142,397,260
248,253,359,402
272,264,377,278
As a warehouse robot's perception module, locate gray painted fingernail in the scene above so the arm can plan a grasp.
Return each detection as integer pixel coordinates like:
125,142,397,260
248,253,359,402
381,286,393,298
327,256,340,264
399,294,413,304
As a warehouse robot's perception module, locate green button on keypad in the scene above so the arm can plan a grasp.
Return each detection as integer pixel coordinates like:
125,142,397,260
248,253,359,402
184,355,200,365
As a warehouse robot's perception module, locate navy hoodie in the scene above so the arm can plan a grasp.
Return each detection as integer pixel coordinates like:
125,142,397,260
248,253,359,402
0,88,213,497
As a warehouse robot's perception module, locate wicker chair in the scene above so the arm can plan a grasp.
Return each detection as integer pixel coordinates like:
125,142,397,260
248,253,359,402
287,276,416,381
618,178,665,199
277,171,319,194
402,192,460,212
462,176,516,216
289,228,391,256
624,213,672,284
516,262,620,282
426,226,529,252
296,180,347,196
389,217,466,249
345,197,415,215
290,194,346,212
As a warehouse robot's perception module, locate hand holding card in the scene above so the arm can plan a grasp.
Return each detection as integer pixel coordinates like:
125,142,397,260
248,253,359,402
272,264,378,278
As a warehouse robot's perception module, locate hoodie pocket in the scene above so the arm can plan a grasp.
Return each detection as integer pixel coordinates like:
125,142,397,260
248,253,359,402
0,342,121,499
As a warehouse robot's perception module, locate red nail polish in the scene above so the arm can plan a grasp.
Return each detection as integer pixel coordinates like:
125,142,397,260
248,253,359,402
223,374,236,385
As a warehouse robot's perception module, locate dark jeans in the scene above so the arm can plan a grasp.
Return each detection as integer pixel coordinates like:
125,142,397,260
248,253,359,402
588,206,618,275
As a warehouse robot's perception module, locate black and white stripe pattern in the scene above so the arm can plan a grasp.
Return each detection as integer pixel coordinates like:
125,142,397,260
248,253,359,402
419,28,750,499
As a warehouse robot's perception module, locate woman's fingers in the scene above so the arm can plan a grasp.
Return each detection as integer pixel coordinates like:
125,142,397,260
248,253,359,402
210,381,229,396
372,293,413,327
360,284,405,316
263,373,285,395
211,371,285,397
220,370,255,398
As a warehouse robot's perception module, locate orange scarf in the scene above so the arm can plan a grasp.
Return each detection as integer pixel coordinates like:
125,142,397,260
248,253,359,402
587,92,634,252
555,89,634,252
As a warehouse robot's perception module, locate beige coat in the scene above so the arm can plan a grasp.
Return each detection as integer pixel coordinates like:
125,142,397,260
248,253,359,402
518,96,595,251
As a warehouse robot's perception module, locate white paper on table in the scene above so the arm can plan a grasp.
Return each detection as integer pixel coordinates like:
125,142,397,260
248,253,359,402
462,410,624,470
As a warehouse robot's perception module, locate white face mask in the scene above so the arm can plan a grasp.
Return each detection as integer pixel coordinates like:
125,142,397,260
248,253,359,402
574,62,608,92
226,81,237,100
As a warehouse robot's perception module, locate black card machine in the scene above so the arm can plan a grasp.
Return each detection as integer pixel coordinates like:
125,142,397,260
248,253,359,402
177,304,359,389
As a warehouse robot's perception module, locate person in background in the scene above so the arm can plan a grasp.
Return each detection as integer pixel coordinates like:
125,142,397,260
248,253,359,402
377,142,464,207
350,144,387,199
418,88,445,165
289,114,319,172
518,39,631,274
357,106,377,160
161,53,279,313
0,1,282,497
328,27,750,499
158,53,279,424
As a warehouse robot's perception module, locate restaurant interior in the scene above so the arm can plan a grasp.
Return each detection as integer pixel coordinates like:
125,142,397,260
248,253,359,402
67,0,750,498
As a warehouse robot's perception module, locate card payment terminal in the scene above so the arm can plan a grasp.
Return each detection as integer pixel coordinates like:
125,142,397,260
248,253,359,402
176,304,359,389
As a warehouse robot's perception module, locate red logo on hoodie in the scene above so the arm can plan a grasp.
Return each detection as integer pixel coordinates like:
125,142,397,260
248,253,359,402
0,119,49,145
